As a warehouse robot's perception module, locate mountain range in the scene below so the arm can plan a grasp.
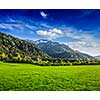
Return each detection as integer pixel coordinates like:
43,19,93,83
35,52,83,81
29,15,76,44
95,55,100,59
0,32,97,64
34,39,95,60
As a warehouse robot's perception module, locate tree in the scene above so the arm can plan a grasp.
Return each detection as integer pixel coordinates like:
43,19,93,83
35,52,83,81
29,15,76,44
0,52,6,60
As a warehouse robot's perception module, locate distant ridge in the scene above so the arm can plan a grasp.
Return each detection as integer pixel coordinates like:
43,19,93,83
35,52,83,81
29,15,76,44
35,39,95,60
95,55,100,59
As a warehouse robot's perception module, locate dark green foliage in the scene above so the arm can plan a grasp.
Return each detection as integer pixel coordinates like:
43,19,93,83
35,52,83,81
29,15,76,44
0,32,49,64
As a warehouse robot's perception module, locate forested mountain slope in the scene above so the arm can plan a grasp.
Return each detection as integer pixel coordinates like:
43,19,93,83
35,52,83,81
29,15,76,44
0,32,48,63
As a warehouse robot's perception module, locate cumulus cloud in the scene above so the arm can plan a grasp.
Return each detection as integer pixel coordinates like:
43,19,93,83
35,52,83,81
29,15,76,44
37,28,63,39
40,11,47,19
36,27,96,41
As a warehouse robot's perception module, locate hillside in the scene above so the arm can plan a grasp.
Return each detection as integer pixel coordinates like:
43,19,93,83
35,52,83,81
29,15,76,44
0,32,48,63
35,39,95,60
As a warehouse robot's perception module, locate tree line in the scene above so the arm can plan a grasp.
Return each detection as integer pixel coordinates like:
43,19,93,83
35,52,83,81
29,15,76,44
0,52,100,66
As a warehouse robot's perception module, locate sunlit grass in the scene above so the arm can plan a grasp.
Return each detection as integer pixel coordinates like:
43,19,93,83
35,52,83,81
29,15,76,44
0,62,100,91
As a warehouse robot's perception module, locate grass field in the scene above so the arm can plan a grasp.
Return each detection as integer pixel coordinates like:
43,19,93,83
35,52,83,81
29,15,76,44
0,61,100,91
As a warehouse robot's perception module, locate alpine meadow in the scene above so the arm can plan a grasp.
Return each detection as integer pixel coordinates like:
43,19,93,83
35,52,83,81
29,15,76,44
0,62,100,91
0,9,100,91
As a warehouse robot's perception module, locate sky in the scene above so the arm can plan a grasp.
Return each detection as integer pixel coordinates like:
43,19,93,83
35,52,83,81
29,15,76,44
0,9,100,56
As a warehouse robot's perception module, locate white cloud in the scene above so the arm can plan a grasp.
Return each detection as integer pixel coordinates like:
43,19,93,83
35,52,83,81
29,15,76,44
0,21,37,31
64,33,100,56
40,23,52,28
37,28,63,39
63,28,100,56
7,17,17,22
65,41,100,56
0,24,13,30
40,11,47,18
0,24,7,29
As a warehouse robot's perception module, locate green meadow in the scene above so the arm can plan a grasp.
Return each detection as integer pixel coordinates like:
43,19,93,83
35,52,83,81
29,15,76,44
0,61,100,91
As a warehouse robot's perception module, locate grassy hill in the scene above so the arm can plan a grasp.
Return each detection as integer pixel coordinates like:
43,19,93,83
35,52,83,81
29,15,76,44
0,61,100,91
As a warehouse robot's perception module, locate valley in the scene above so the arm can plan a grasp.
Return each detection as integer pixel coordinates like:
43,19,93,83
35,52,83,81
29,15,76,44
0,9,100,91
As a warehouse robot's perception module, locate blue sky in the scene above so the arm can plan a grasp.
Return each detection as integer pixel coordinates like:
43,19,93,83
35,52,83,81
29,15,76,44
0,9,100,56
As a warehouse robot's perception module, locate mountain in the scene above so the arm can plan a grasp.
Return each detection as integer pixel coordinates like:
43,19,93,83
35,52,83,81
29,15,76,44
95,55,100,59
0,32,48,62
0,33,98,65
35,39,94,60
